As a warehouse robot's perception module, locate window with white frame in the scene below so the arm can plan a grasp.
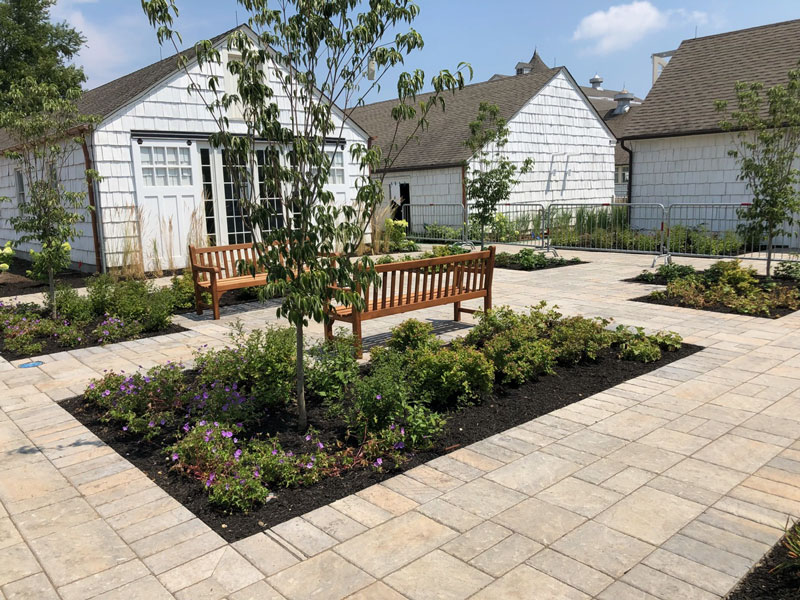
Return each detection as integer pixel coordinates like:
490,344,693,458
326,150,345,184
615,165,629,185
140,145,193,187
225,52,244,120
15,170,24,204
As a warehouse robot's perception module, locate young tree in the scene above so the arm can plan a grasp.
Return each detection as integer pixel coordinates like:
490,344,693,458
464,102,532,248
716,63,800,276
0,0,86,106
0,78,99,316
142,0,470,430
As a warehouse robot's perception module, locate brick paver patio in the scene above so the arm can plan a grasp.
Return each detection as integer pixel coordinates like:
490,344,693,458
2,249,799,599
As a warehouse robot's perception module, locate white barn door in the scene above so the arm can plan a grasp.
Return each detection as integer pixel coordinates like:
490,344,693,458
133,141,203,270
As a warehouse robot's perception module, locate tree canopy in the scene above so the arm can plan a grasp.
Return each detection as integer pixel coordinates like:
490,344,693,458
0,0,86,107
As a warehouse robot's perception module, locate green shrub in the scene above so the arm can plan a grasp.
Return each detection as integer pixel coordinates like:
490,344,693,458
650,330,683,352
618,337,661,363
413,342,494,408
108,280,174,332
49,286,93,324
516,248,547,270
52,321,85,348
550,316,613,365
704,260,758,290
171,270,210,309
635,270,656,283
350,350,411,432
464,306,524,348
86,273,115,315
92,314,143,345
194,326,296,408
0,241,15,273
306,334,360,405
84,362,189,438
384,219,419,252
387,319,439,353
483,333,556,385
656,263,696,282
423,223,461,241
774,260,800,281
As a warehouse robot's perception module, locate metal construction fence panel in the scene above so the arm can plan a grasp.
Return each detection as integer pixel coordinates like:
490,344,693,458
467,202,547,248
546,202,667,256
665,203,800,262
402,203,466,243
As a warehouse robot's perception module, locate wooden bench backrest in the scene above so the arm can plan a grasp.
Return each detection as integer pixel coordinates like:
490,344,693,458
189,243,269,282
358,247,495,315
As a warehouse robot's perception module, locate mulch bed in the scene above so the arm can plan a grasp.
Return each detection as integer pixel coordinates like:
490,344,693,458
726,534,800,600
0,320,188,362
0,261,91,297
625,272,800,320
495,259,587,272
60,343,701,543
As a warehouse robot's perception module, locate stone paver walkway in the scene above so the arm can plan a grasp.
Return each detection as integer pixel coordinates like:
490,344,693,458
2,249,800,599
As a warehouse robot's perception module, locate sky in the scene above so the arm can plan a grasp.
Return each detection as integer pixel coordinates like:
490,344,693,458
52,0,800,103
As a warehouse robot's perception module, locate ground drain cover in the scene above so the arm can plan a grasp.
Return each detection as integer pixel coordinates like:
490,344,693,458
19,361,43,368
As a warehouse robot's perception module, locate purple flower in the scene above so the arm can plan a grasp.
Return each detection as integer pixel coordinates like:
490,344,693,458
305,434,311,441
317,442,324,449
182,422,190,433
253,469,260,478
221,430,233,438
101,390,111,397
122,426,128,431
171,452,179,461
305,462,313,469
271,449,278,456
393,441,405,450
376,394,382,400
373,458,383,467
148,421,155,428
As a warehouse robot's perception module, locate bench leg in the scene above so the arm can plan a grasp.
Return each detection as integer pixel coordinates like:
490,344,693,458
212,291,221,320
453,301,461,322
353,315,363,359
194,286,204,316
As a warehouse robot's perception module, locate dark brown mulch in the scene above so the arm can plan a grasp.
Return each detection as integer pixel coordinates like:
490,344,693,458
59,343,701,544
0,260,91,297
0,318,188,362
495,259,587,272
726,533,800,600
631,293,799,320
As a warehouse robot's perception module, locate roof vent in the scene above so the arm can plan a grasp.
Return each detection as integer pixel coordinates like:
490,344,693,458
613,89,634,115
589,74,604,90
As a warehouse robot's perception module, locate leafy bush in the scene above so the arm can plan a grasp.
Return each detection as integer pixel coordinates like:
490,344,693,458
657,263,697,282
86,273,115,315
171,270,210,309
52,321,85,348
92,314,142,345
85,362,189,438
384,219,419,252
612,326,682,363
423,223,461,241
0,241,14,273
774,260,800,281
47,286,93,324
108,280,174,332
484,333,556,385
618,337,661,363
550,316,613,365
26,241,71,280
350,350,411,431
306,334,360,405
516,248,547,270
413,342,494,408
464,306,525,348
194,326,296,408
387,319,439,353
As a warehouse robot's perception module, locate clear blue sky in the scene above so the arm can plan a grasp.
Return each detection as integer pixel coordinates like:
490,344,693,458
54,0,799,102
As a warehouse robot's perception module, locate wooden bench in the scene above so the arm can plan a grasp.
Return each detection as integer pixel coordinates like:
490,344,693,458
189,243,269,320
325,246,496,357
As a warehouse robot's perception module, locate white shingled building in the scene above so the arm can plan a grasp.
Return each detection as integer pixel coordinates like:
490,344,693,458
0,25,369,272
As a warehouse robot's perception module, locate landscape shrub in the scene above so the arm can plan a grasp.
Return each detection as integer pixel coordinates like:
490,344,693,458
85,362,189,438
306,334,360,405
0,241,15,272
423,223,461,241
92,314,143,345
384,219,419,252
386,318,438,353
549,316,613,365
108,280,174,332
612,326,683,363
349,350,411,432
413,342,494,408
52,321,85,348
464,306,526,348
171,270,210,309
194,326,296,408
618,336,662,363
774,260,800,281
483,333,556,385
86,273,115,315
48,286,93,324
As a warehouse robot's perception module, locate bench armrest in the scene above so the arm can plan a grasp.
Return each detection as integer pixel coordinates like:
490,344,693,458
329,284,351,292
192,264,221,274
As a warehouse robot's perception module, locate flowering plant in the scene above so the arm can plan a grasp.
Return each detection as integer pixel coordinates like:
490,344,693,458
0,241,14,272
92,314,142,345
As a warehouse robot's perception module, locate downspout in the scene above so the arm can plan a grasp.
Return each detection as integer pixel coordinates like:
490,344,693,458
620,138,633,202
461,164,467,242
81,132,104,273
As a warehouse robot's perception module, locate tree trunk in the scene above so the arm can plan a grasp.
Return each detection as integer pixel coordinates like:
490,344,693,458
480,223,485,250
766,228,774,277
296,323,307,431
48,267,56,319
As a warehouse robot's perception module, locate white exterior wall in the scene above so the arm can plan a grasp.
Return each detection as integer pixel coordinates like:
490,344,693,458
381,167,463,232
0,144,96,269
93,53,368,270
476,71,615,205
629,133,749,206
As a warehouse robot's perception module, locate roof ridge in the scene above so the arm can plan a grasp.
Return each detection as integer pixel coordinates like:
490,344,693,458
353,66,561,111
680,17,800,45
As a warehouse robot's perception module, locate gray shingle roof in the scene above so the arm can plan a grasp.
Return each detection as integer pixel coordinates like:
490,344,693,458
624,19,800,139
350,67,562,172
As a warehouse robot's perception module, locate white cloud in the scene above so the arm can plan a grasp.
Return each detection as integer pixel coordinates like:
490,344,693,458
52,0,156,88
572,1,709,55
